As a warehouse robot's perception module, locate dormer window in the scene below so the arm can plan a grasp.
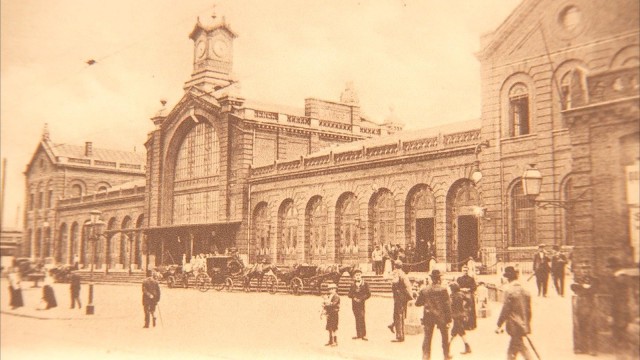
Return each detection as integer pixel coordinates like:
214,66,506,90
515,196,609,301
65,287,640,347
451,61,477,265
509,83,530,137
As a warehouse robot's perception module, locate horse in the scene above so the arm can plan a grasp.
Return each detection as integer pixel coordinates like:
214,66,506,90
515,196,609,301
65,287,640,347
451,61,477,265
49,264,74,283
241,262,274,292
310,263,360,295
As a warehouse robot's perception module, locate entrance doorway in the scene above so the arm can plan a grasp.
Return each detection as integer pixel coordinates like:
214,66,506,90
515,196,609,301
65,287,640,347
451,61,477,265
457,215,478,270
415,218,434,272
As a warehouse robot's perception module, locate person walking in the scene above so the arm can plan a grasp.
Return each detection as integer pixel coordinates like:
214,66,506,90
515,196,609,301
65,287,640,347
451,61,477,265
571,275,598,355
390,260,413,342
415,269,452,360
532,244,550,297
551,245,567,296
41,275,57,310
142,270,161,328
496,266,533,360
348,269,371,340
69,272,82,309
449,283,472,355
8,268,24,309
456,265,477,330
322,283,340,346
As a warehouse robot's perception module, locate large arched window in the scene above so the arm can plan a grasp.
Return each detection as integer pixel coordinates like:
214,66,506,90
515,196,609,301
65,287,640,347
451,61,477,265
57,223,68,263
511,182,536,246
306,196,328,262
336,193,359,264
371,189,395,250
509,83,530,136
278,200,298,263
252,202,270,263
173,122,220,224
70,222,79,264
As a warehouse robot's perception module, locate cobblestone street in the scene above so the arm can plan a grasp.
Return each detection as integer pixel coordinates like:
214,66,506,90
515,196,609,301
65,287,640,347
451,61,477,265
1,277,616,360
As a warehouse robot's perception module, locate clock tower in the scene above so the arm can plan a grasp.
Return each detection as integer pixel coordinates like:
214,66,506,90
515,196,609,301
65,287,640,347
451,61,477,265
184,14,237,93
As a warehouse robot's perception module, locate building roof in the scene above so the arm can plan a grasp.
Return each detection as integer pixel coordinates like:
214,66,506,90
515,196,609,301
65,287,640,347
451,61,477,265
48,143,146,165
304,118,480,158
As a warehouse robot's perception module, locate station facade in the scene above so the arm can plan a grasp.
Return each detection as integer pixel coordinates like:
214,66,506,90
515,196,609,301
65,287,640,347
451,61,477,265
21,0,638,275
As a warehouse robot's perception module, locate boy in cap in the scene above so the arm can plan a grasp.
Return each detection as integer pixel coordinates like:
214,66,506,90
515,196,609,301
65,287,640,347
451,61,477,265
348,269,371,340
449,283,472,355
416,269,452,360
322,282,340,346
496,266,533,360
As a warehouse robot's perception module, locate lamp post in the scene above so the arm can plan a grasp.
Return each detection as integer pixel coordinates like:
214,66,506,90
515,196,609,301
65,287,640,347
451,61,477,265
86,210,105,315
521,164,590,210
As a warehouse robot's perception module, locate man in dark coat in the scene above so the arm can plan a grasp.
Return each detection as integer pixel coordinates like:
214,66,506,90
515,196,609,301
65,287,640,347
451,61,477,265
348,269,371,340
449,283,472,355
456,265,477,330
571,275,599,355
416,269,452,360
551,245,568,296
532,244,551,297
496,266,533,360
390,260,413,342
69,272,82,309
142,270,161,328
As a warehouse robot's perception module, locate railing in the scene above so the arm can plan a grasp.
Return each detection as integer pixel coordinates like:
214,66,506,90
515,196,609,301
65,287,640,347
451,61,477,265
58,186,146,206
251,128,482,177
319,119,352,131
286,115,311,125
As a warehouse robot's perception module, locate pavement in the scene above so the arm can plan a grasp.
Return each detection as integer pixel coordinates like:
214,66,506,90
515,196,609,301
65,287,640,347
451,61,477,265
0,276,616,360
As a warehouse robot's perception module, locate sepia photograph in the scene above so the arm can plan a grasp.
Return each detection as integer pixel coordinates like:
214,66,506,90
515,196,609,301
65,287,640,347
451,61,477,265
1,1,638,359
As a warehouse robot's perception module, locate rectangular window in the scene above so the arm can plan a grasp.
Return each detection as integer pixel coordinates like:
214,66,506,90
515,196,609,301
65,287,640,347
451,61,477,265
509,96,530,136
38,192,44,209
47,190,53,208
29,193,34,210
512,193,536,246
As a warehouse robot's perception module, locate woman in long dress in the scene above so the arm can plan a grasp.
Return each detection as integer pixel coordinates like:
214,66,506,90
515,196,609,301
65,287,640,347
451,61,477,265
8,269,24,309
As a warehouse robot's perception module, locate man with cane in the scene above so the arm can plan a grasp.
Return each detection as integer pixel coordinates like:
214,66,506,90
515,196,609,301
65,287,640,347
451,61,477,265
496,266,537,360
142,270,161,328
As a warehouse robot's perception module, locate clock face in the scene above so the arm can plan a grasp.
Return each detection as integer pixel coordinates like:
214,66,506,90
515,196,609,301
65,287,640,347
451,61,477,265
195,41,207,59
212,39,228,58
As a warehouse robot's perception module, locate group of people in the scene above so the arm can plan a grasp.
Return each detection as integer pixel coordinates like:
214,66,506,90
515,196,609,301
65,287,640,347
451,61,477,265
532,244,569,297
370,243,410,276
321,260,492,360
5,267,81,311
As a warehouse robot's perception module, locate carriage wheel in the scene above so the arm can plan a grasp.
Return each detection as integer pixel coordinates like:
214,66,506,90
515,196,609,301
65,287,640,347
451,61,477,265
225,277,234,291
196,274,209,292
228,260,243,276
291,277,303,296
266,275,278,295
167,276,175,289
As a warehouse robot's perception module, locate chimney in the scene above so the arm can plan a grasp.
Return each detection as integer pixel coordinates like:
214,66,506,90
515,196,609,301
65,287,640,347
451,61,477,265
85,142,93,157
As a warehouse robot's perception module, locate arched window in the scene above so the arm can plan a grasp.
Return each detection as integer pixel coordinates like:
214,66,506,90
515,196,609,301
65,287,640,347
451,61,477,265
278,200,298,263
306,196,328,262
509,83,530,136
511,182,536,246
173,122,220,224
71,184,83,197
371,189,395,249
252,202,270,263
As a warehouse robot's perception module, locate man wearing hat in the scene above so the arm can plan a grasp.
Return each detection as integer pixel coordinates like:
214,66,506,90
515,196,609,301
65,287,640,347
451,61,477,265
416,269,452,360
348,269,371,340
532,244,551,297
456,265,477,330
551,245,568,296
390,260,413,342
371,245,384,275
322,282,340,346
142,270,161,328
496,266,533,360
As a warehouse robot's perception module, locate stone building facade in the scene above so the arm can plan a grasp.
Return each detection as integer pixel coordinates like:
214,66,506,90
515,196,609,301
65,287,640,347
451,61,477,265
21,2,639,277
23,128,146,270
475,0,639,265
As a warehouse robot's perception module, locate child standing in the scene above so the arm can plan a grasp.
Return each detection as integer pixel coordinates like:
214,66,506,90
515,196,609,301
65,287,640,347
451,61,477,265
323,283,340,346
450,283,472,354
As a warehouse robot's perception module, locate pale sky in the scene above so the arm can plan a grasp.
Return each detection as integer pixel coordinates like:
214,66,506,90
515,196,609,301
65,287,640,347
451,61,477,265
0,0,521,228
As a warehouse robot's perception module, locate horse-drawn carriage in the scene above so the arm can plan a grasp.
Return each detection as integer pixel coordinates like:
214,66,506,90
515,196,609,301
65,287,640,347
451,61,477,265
164,264,195,288
269,263,358,295
195,255,244,292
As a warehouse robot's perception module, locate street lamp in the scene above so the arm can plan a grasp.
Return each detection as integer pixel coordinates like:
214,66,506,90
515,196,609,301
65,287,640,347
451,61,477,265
470,140,490,184
521,164,590,210
86,210,105,315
